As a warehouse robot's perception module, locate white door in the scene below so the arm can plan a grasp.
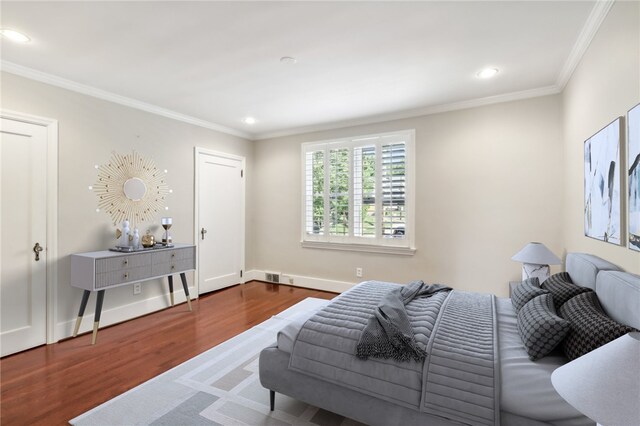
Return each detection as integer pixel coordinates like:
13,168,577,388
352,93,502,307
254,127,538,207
196,149,245,294
1,118,48,356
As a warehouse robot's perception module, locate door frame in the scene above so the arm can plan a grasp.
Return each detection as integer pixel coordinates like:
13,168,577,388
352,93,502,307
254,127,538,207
194,147,246,296
1,109,59,344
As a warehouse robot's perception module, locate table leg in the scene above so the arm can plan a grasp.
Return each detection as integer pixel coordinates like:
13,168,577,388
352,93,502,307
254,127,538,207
180,272,192,312
167,275,175,306
73,290,91,337
91,290,105,345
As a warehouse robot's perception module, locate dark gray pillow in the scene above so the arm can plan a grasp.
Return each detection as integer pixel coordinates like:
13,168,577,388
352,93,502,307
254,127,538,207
541,272,591,311
511,277,547,312
559,292,637,361
517,293,570,361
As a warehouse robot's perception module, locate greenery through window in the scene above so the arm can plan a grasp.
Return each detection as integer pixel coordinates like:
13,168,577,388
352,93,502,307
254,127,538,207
303,131,413,248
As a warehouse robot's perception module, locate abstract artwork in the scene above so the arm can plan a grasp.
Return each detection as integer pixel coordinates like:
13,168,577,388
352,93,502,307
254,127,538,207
584,118,622,245
629,104,640,251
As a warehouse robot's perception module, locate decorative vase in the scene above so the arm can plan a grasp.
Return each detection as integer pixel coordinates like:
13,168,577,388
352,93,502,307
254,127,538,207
120,220,131,247
132,228,140,249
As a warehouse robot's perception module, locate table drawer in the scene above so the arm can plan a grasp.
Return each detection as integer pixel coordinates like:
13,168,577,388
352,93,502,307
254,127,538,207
152,257,195,276
152,247,195,264
96,253,152,273
96,265,152,289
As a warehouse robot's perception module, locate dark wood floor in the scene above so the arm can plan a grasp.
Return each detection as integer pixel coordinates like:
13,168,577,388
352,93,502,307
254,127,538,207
0,281,336,426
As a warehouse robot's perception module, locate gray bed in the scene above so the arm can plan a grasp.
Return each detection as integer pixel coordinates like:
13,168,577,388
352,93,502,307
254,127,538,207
259,253,640,425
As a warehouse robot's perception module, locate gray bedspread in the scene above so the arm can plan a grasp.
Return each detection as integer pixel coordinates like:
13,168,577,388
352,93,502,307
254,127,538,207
289,281,500,426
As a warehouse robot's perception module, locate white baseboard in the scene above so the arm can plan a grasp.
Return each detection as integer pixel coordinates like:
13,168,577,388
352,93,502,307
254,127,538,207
244,269,355,293
56,288,195,340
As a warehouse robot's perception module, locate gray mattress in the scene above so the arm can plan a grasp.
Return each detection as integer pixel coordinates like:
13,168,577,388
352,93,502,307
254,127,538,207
276,297,591,426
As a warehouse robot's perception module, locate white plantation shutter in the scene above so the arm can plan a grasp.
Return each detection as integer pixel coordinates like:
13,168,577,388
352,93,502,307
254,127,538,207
329,148,350,236
381,142,406,238
305,150,324,235
353,145,376,237
302,130,414,251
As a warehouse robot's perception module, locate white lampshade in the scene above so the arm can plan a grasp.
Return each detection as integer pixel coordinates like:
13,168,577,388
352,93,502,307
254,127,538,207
551,332,640,426
511,242,561,265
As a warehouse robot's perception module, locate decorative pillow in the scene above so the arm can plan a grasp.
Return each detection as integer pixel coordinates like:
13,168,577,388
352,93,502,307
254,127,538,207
517,293,571,361
511,278,548,312
559,292,637,360
541,272,591,311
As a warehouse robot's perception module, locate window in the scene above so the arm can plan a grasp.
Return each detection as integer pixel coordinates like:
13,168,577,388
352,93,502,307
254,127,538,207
302,130,415,255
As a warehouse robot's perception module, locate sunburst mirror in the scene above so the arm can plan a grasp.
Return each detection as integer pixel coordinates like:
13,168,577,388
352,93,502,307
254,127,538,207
92,151,171,228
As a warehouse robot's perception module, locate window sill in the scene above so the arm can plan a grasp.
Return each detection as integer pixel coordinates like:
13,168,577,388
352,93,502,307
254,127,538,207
300,240,416,256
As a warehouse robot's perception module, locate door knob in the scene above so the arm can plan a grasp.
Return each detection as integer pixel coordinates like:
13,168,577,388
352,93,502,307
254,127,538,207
201,228,207,240
33,242,44,261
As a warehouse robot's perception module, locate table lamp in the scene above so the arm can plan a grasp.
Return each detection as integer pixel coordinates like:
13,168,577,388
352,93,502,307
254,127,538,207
511,242,561,282
551,332,640,426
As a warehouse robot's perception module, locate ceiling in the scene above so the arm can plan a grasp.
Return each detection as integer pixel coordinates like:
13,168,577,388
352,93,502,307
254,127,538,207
1,1,601,140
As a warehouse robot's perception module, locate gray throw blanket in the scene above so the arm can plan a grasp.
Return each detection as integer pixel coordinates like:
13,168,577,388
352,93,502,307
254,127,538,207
356,280,451,361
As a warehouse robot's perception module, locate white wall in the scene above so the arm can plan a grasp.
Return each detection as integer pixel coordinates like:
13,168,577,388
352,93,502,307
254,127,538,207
252,95,565,297
1,72,254,338
562,1,640,274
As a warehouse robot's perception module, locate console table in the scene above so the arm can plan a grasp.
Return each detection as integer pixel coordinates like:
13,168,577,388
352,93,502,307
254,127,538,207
70,243,196,344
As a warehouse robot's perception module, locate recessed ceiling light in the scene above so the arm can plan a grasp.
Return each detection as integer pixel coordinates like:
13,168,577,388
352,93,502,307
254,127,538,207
0,29,31,44
280,56,297,65
244,117,256,125
477,68,499,79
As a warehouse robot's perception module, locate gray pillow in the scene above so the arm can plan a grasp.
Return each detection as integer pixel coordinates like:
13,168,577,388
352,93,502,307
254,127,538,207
541,272,591,311
511,277,548,312
558,292,637,361
517,293,570,361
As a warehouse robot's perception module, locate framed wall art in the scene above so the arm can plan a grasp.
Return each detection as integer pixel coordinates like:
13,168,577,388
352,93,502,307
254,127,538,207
584,117,623,245
628,103,640,251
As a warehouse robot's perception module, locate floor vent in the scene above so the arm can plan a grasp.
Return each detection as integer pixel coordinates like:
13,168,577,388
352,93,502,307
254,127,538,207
265,272,281,283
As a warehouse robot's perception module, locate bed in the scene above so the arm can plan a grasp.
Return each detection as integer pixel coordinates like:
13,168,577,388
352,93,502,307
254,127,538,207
259,253,640,425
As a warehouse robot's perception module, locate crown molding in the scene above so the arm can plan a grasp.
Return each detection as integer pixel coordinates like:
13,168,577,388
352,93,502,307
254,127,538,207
253,84,561,141
556,0,614,90
0,61,254,140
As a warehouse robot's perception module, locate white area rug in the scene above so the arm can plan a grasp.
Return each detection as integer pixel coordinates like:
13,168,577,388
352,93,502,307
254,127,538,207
70,297,363,426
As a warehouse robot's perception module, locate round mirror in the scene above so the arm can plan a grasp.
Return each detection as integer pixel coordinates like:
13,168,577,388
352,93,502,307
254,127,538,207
123,177,147,201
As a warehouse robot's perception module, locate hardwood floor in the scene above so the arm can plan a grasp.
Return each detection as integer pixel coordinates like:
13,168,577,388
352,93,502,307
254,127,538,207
0,281,336,426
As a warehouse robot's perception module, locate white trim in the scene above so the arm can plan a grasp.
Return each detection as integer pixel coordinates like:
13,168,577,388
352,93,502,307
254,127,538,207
556,0,615,89
1,61,253,140
193,147,246,296
300,240,416,256
0,109,59,344
255,85,560,140
56,287,194,340
245,269,354,293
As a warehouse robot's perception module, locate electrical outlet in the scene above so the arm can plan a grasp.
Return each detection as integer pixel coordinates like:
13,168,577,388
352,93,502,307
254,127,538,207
356,267,363,278
133,282,141,295
289,277,294,284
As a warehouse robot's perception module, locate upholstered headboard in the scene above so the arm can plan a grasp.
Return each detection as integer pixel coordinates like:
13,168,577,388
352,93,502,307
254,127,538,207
565,253,621,289
565,253,640,330
596,271,640,330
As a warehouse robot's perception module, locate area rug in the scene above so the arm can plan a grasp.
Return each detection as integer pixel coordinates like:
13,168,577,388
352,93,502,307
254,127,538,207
70,297,364,426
